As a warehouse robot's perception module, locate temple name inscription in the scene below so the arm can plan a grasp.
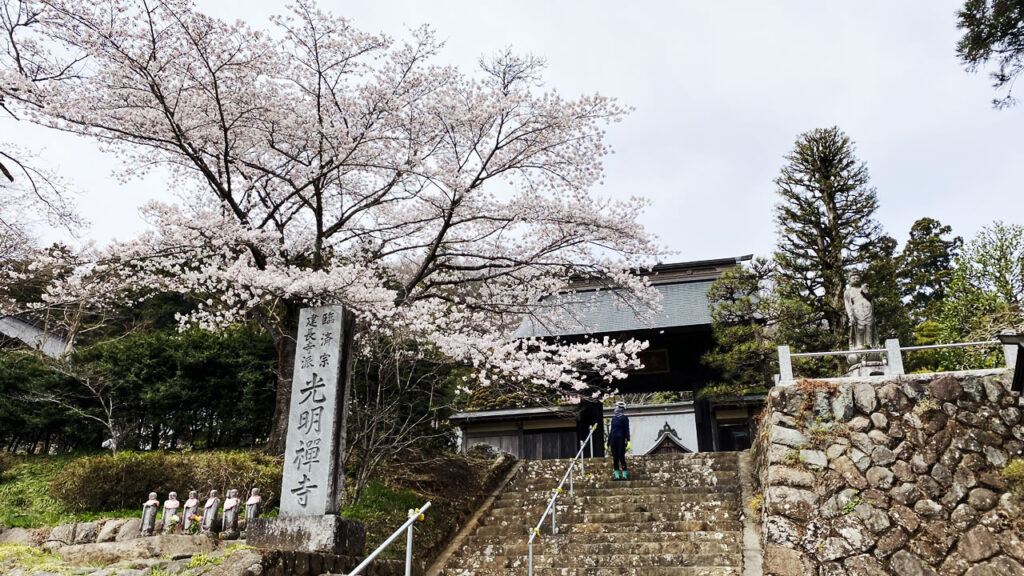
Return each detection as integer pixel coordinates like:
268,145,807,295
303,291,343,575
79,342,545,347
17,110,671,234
281,306,346,516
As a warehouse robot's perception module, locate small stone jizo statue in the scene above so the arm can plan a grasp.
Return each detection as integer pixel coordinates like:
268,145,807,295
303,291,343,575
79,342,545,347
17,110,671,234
140,492,160,536
844,270,878,364
201,489,221,535
182,490,200,532
245,487,262,521
221,489,240,539
162,491,181,533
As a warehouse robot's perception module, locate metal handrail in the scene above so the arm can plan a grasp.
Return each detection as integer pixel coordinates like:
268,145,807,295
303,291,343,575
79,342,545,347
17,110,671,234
347,501,431,576
790,340,1000,358
527,424,597,576
778,338,1007,382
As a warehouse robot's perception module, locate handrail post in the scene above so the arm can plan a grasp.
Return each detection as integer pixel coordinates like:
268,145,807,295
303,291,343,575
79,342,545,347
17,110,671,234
885,339,904,375
347,501,430,576
528,535,534,576
569,461,574,497
580,439,586,478
552,492,557,535
589,425,594,459
778,345,793,384
404,517,413,576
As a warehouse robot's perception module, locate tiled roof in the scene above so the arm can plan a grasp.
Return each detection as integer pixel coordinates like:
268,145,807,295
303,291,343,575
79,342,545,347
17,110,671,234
512,279,716,338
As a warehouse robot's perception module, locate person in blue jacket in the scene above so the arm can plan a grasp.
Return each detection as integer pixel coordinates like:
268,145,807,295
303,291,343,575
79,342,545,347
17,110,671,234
609,402,631,480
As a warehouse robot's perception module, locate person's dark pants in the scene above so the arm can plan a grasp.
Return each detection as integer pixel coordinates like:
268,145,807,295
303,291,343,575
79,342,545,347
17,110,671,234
610,436,627,472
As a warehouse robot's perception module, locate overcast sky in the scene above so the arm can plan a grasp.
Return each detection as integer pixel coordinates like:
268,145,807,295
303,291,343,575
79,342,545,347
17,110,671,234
12,0,1022,262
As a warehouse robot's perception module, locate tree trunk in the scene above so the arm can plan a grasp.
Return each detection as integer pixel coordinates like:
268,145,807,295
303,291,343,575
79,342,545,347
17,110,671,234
265,300,301,455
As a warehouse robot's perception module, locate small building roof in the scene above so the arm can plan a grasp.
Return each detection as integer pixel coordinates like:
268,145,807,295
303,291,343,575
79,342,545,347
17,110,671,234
643,421,693,455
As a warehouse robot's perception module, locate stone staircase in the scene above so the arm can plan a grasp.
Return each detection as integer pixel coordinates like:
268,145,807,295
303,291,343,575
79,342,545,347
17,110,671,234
438,452,745,576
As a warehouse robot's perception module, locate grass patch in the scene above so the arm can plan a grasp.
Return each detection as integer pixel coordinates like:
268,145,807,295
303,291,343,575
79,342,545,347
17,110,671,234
0,543,74,575
0,454,138,528
1004,458,1024,497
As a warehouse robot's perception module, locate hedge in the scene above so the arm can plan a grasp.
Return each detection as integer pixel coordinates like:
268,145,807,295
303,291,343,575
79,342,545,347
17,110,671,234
50,451,282,512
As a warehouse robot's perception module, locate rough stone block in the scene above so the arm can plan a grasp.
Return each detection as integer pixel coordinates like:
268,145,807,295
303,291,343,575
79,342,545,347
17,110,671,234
771,425,808,449
116,519,142,541
928,375,962,402
889,549,936,576
844,553,887,576
800,449,827,470
96,519,127,543
764,544,810,576
831,455,868,489
833,384,855,421
247,515,365,556
853,383,878,414
73,521,98,544
767,465,815,488
866,466,894,489
48,523,76,545
958,526,1000,562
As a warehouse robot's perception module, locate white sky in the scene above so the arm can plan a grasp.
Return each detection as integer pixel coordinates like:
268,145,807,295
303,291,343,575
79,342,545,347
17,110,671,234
9,0,1022,261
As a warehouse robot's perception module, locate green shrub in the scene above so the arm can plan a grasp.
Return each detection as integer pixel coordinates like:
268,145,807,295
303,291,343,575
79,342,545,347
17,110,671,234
50,450,282,512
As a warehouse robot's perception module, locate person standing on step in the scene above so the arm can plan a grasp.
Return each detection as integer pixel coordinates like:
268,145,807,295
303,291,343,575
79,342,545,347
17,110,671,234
609,402,631,480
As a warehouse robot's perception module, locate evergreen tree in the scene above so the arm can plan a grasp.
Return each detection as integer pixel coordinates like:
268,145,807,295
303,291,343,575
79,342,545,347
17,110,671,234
863,234,913,345
701,258,779,400
957,0,1024,107
773,127,882,359
898,218,962,323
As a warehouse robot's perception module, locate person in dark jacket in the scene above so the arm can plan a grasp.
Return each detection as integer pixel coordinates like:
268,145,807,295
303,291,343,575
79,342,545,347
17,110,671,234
609,402,631,480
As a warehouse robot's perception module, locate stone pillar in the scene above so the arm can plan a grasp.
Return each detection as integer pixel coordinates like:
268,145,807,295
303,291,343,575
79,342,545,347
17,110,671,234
248,305,365,555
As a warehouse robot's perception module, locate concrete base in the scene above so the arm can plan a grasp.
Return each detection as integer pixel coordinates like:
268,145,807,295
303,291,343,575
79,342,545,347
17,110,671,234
844,361,887,377
246,515,365,555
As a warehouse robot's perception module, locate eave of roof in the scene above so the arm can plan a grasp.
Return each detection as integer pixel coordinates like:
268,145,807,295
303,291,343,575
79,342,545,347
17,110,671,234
449,405,580,423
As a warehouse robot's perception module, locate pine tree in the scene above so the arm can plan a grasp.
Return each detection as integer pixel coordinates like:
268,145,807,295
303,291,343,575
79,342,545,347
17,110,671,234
773,127,882,356
898,217,962,323
701,258,779,400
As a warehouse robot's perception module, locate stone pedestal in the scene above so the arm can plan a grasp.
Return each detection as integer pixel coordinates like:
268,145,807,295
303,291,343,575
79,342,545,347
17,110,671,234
246,515,365,555
844,361,887,378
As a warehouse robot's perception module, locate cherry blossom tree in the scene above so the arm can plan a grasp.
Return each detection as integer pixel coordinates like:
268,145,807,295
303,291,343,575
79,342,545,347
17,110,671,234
2,0,661,453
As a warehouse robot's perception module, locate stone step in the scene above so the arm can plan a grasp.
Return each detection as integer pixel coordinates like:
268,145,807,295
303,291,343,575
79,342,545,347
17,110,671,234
506,480,742,494
465,529,742,548
446,552,742,570
480,508,741,527
460,537,742,557
440,565,742,576
471,519,744,538
516,461,739,474
491,492,742,509
487,499,740,518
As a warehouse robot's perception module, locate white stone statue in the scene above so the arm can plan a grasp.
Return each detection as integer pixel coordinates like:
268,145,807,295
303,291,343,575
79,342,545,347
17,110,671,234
182,490,200,532
245,487,262,520
161,491,181,533
844,271,878,364
201,490,221,534
140,492,160,536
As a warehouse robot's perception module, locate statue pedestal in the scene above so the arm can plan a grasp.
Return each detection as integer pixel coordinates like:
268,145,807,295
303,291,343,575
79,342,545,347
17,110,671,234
246,515,365,555
844,361,887,378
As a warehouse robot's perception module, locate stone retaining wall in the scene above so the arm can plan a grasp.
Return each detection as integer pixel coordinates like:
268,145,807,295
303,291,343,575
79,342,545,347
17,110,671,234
753,369,1024,576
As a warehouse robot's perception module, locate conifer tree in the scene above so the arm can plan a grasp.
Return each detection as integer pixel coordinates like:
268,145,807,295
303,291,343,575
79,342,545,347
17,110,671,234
773,127,882,355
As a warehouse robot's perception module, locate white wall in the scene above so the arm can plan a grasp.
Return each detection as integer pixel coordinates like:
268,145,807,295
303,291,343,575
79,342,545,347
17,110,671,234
605,402,698,454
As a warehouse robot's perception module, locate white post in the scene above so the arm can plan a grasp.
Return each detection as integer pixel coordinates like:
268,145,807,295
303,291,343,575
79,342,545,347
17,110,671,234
778,345,793,383
569,462,574,497
528,536,534,576
404,522,413,576
885,339,904,375
551,497,557,535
